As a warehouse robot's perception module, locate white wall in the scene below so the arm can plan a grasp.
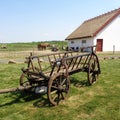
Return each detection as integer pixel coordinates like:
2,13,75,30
94,15,120,51
68,38,93,50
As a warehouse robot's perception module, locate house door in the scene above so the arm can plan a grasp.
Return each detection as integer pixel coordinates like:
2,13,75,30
96,39,103,51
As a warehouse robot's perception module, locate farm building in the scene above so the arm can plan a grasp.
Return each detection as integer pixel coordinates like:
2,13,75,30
65,8,120,52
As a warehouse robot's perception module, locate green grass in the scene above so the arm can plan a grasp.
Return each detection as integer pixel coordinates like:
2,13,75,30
0,41,67,52
0,59,120,120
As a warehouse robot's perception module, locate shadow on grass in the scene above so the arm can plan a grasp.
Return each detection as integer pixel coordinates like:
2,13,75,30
70,77,90,87
0,91,50,108
0,78,90,108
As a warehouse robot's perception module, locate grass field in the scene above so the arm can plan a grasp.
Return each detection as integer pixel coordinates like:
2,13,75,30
0,41,67,62
0,42,120,120
0,58,120,120
0,41,67,52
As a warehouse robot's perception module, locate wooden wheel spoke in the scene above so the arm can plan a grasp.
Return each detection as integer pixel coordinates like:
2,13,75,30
51,85,59,90
59,76,62,84
55,79,59,86
57,93,60,104
93,74,97,81
52,94,58,101
62,85,68,92
52,92,61,105
61,78,66,86
60,92,65,99
50,90,57,95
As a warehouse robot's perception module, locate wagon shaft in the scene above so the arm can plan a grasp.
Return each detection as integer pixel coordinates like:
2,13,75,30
0,85,32,94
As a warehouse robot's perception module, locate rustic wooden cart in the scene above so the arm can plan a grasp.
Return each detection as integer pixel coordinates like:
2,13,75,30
0,46,101,106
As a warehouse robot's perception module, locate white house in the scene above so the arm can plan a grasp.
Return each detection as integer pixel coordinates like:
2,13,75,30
65,8,120,52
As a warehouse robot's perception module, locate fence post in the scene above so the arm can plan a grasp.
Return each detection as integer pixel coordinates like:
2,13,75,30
113,45,115,54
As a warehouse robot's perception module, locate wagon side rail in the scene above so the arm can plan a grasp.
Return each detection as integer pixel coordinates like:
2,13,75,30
49,50,101,83
49,53,91,75
24,45,96,75
23,51,79,76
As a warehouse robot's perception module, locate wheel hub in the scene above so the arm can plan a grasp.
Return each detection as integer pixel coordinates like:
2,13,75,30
58,85,63,91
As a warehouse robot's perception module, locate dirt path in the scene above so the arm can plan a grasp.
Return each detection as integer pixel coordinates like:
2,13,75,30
0,50,56,63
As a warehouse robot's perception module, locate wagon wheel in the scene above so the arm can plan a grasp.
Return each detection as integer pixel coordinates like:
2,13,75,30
20,73,30,87
48,73,70,106
20,67,39,87
87,55,100,85
20,73,36,92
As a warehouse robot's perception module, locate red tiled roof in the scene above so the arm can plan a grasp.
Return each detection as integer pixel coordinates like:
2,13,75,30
66,8,120,40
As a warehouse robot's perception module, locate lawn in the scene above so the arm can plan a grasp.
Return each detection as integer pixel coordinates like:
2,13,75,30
0,58,120,120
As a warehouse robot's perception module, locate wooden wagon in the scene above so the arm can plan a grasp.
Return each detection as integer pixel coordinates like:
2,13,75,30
0,46,101,106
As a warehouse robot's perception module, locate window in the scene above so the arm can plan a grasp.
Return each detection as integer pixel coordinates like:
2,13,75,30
71,41,74,44
82,40,86,47
82,40,86,44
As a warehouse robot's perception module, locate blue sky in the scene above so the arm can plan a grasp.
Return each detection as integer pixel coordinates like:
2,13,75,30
0,0,120,43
